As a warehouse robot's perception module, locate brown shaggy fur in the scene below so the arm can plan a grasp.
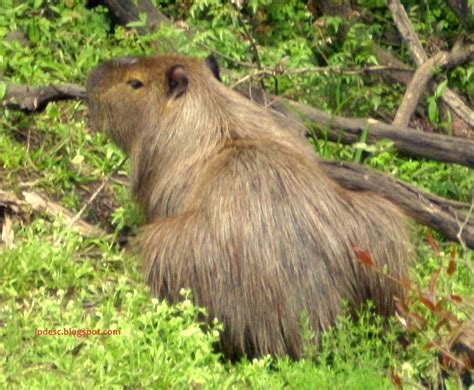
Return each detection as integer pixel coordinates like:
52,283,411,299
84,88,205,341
86,54,410,359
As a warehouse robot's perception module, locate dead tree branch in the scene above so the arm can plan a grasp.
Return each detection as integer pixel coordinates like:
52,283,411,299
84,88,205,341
67,157,127,230
3,81,473,246
282,99,474,168
387,0,427,64
319,160,474,248
0,190,105,238
3,80,473,167
371,44,414,85
90,0,169,33
387,0,474,128
393,40,474,127
3,83,86,112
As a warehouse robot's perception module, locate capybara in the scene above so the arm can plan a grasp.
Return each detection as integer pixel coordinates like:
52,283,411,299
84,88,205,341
86,54,410,359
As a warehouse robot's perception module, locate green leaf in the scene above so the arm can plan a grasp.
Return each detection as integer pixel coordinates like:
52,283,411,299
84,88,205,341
27,20,40,43
428,98,439,123
0,82,6,100
435,79,448,98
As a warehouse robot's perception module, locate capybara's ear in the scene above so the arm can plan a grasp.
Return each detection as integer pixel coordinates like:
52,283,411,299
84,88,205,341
166,64,188,98
205,54,221,81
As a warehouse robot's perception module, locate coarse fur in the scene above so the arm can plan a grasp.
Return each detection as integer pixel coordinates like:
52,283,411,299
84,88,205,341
86,54,410,359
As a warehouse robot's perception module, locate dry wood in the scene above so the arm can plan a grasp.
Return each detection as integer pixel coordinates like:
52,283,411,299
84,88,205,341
6,81,473,168
282,99,474,168
0,190,105,238
387,0,474,128
95,0,169,33
393,40,474,127
370,44,414,85
0,190,19,249
319,160,474,248
22,191,106,237
372,44,474,133
236,85,474,168
387,0,427,63
3,83,86,112
441,88,474,129
67,157,127,229
98,0,474,129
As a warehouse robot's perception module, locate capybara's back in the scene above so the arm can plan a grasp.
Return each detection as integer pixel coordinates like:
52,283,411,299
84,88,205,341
86,54,410,359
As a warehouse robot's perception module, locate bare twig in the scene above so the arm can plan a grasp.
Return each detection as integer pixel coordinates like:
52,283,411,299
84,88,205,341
198,42,412,80
237,15,263,71
67,157,128,229
229,65,409,89
196,42,255,68
245,65,412,77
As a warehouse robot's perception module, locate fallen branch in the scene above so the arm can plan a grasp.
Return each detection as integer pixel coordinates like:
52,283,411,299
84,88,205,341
440,88,474,129
387,0,474,128
319,160,474,248
372,44,474,137
393,38,474,127
0,190,20,249
0,190,106,238
387,0,427,64
3,83,86,112
3,81,473,246
370,44,414,85
93,0,169,33
236,64,413,79
96,0,474,130
282,99,474,168
236,85,474,168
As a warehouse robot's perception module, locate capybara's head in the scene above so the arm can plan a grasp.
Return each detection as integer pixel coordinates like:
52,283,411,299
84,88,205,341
86,54,221,152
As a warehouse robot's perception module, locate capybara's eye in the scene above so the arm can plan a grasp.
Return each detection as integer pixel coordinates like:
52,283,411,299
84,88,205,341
127,79,144,89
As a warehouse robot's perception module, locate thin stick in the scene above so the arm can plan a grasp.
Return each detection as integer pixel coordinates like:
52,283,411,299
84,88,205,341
66,157,128,229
